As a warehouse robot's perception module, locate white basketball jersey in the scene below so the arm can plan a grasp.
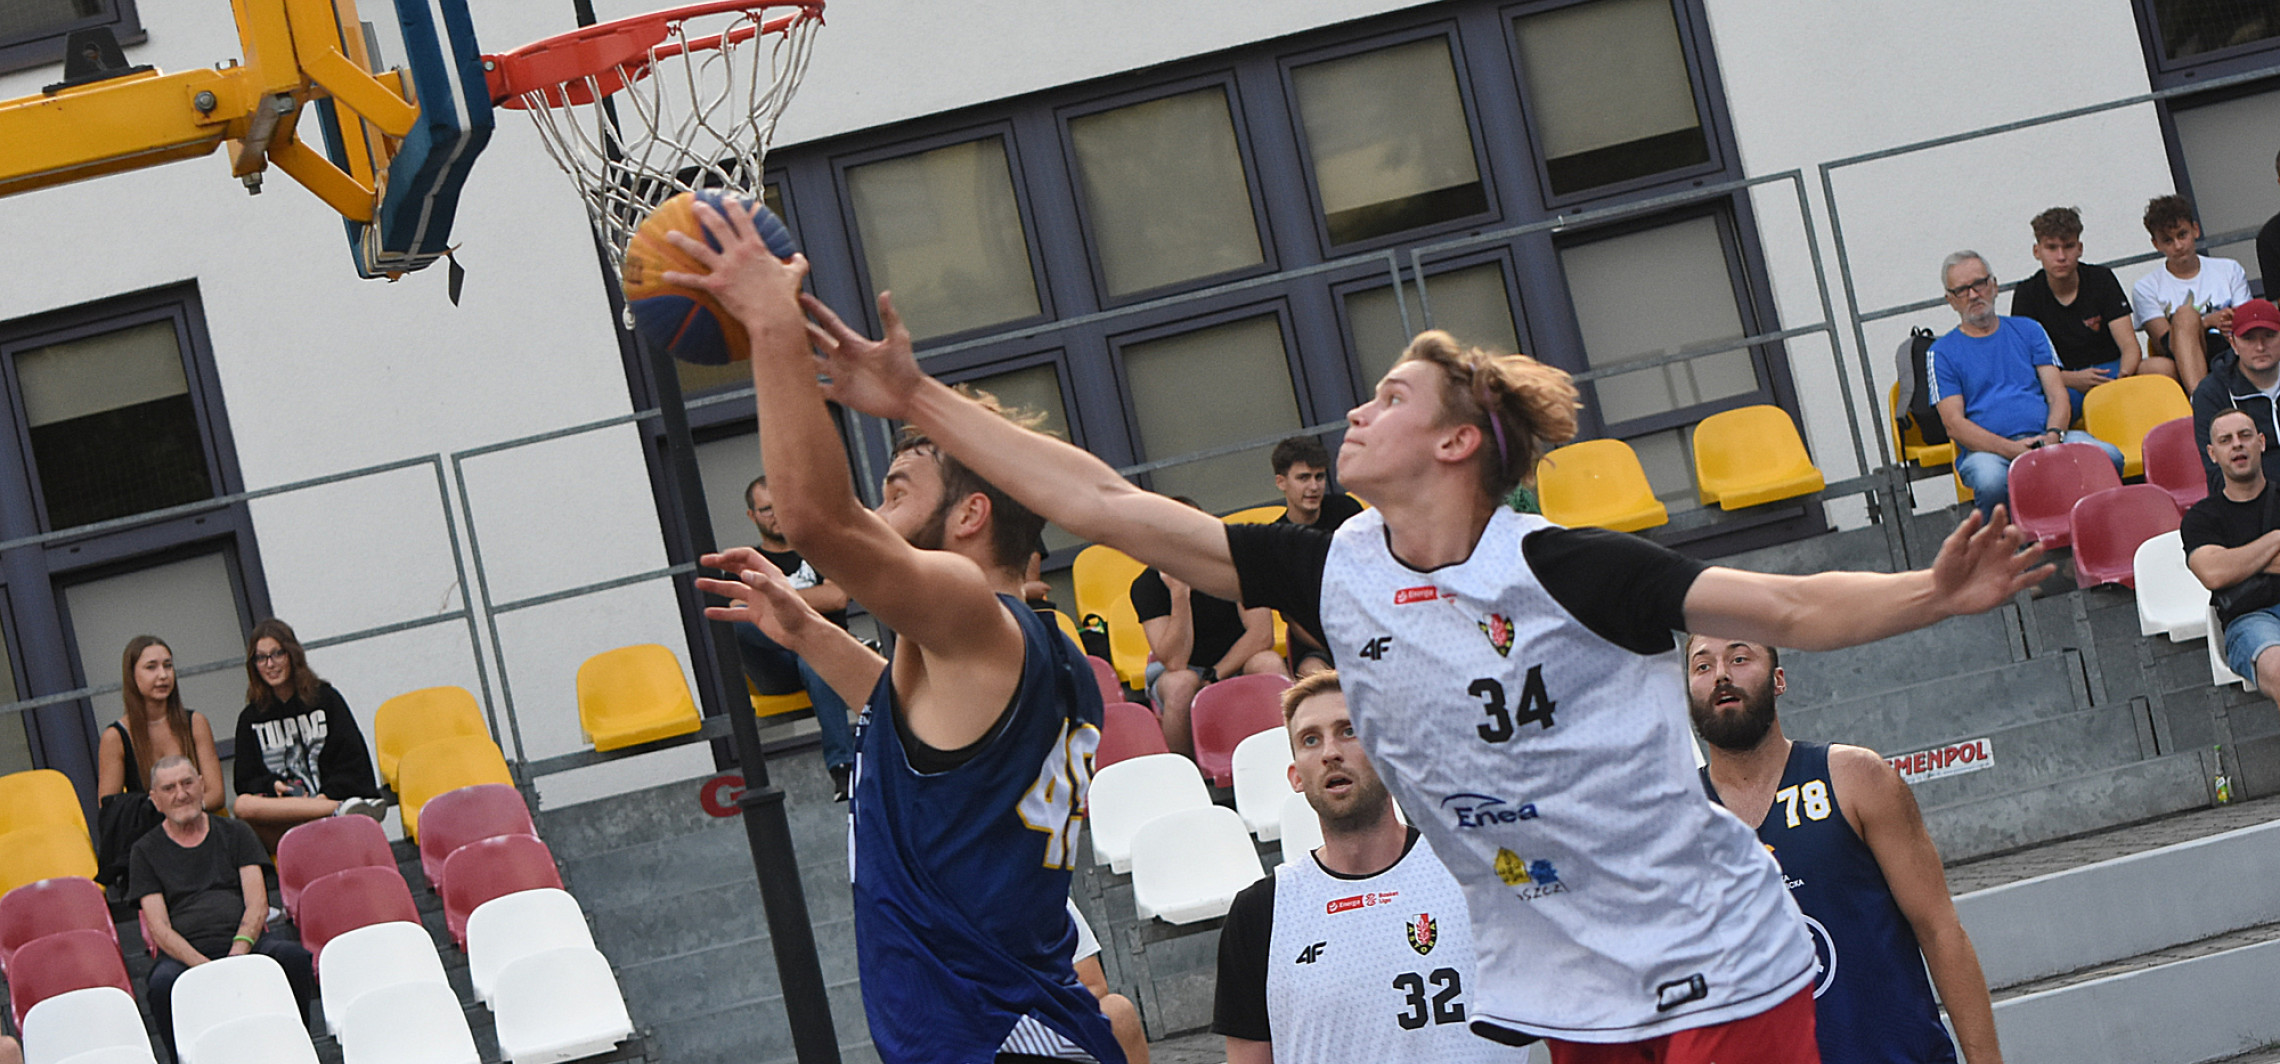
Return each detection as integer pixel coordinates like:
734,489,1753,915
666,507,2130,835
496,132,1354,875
1321,508,1813,1042
1266,835,1518,1063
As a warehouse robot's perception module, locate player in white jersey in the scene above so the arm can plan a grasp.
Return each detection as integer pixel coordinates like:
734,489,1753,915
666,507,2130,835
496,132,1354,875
1215,671,1523,1064
791,304,2049,1062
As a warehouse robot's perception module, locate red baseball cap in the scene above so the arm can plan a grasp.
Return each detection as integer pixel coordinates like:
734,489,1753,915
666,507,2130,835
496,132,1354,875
2234,298,2280,338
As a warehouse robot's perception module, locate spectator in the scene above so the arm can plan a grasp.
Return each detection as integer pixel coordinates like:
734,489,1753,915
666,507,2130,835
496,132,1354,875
2133,194,2252,392
732,475,857,802
2010,207,2162,422
132,756,316,1062
96,636,223,893
231,620,385,850
1215,672,1517,1063
0,1034,16,1064
2185,405,2280,700
2190,299,2280,491
1066,900,1148,1064
1133,499,1287,756
2260,148,2280,298
1269,435,1364,530
1929,250,2124,516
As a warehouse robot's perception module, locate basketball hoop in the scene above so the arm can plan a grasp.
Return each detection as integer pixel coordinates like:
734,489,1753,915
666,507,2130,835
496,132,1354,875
482,0,824,271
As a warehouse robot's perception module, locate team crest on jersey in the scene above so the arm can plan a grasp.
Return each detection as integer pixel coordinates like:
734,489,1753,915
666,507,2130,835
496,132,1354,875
1406,913,1438,955
1477,613,1514,657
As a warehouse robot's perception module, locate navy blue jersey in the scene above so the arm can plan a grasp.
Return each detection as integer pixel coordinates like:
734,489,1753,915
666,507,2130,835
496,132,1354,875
850,594,1120,1063
1704,742,1957,1064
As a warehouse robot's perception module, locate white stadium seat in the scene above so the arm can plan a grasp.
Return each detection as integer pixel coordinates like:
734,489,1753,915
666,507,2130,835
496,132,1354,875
1230,730,1295,840
1277,791,1324,867
490,946,634,1064
2135,531,2209,641
170,954,300,1064
190,1013,317,1064
23,987,154,1064
56,1049,163,1064
2211,605,2256,690
468,888,595,1004
341,980,479,1064
1130,806,1265,924
318,920,450,1036
1086,753,1210,873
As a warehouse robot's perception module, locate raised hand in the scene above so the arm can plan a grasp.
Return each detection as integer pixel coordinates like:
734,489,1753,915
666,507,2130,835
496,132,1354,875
800,291,924,422
697,551,824,650
658,201,810,344
1928,505,2052,617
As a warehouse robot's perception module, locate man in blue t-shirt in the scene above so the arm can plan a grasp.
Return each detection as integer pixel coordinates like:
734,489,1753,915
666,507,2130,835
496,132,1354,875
1928,250,2123,515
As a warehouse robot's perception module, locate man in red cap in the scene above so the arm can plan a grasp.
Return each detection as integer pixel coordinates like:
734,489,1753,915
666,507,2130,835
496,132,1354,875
2190,297,2280,492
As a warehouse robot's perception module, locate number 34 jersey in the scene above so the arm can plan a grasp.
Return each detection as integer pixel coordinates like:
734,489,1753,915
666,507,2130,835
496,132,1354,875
1319,508,1815,1043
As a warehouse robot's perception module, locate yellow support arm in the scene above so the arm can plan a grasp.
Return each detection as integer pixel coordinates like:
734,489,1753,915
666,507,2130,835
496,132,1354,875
0,68,250,198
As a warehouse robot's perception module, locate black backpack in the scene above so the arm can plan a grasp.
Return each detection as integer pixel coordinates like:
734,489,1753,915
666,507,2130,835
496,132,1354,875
1895,327,1950,446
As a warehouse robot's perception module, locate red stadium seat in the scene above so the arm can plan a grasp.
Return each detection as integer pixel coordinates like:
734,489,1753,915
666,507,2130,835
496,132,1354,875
2007,443,2123,548
275,814,393,923
296,866,419,965
0,876,115,974
441,833,564,949
2142,417,2209,511
2071,485,2183,589
418,784,536,893
1190,674,1293,788
1096,702,1169,771
1087,656,1125,707
8,927,129,1026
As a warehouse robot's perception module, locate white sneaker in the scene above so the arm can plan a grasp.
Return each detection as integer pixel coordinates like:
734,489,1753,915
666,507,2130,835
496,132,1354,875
334,796,387,821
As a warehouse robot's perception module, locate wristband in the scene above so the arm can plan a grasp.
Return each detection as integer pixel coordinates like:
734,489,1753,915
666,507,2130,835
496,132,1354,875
233,934,256,946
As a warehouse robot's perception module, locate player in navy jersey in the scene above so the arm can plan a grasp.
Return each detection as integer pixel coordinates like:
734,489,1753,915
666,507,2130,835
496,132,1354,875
783,294,2047,1061
1688,635,2001,1064
669,205,1120,1064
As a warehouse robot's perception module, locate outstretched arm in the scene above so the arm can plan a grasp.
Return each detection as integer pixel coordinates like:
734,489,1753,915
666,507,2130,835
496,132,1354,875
697,552,886,707
1684,507,2049,651
802,293,1244,600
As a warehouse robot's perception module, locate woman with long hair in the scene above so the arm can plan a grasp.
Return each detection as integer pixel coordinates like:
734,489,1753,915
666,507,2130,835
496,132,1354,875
231,619,384,848
96,635,224,811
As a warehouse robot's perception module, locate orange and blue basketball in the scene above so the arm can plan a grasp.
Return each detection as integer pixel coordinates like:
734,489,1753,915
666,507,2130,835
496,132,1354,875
622,189,798,365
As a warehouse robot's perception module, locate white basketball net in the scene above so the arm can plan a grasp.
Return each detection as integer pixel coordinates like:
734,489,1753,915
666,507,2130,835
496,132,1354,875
508,7,822,273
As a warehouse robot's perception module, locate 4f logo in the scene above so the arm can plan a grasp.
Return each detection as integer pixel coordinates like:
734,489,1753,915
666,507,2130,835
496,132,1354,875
1295,942,1327,964
1358,636,1392,661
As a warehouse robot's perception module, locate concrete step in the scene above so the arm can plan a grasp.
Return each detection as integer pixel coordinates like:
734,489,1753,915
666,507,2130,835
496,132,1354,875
1992,931,2280,1064
1781,652,2086,754
1778,607,2022,706
1922,748,2216,861
1886,700,2153,810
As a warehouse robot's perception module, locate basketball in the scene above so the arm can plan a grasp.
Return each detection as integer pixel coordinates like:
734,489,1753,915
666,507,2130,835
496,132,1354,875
622,189,799,365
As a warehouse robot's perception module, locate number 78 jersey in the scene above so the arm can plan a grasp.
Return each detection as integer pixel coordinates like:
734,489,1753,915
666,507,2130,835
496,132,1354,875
1320,508,1815,1043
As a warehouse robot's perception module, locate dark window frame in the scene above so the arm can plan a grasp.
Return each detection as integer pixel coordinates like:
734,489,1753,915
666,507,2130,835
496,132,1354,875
2132,0,2280,85
1105,298,1317,502
0,0,144,77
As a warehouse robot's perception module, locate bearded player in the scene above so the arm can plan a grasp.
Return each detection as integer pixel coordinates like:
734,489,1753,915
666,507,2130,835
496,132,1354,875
668,206,1120,1064
1688,635,2001,1064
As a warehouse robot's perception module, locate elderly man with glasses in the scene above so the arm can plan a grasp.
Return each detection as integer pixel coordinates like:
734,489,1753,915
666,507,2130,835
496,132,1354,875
1928,250,2124,517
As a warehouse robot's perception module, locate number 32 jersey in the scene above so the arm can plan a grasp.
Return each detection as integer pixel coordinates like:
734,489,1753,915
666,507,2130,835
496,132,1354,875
1229,508,1815,1043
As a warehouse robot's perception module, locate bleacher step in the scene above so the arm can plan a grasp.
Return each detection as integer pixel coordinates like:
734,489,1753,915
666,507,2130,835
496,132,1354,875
1777,608,2022,706
1922,748,2215,861
1992,933,2280,1064
1779,652,2085,754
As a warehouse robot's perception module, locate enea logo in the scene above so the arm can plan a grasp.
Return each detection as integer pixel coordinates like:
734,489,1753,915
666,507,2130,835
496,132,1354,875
1395,586,1438,605
1326,890,1399,915
1441,792,1538,829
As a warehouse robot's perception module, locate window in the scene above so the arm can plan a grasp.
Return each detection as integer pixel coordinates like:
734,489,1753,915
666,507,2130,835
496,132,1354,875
12,319,215,530
2170,87,2280,283
1345,262,1524,388
2147,0,2280,62
1559,214,1755,428
1120,314,1304,513
0,620,26,776
0,0,142,77
846,136,1042,342
62,551,253,745
1512,0,1711,198
1067,86,1266,299
1289,36,1489,246
959,361,1083,551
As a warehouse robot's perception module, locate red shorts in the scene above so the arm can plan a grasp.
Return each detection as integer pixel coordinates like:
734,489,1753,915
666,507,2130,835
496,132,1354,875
1546,987,1818,1064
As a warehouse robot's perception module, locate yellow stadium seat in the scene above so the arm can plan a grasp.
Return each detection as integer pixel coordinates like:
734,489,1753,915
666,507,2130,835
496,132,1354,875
1221,504,1284,524
1693,405,1826,509
1072,545,1150,689
746,677,814,720
0,769,87,838
373,686,490,791
575,644,703,753
1888,383,1955,469
0,823,96,896
2083,374,2192,478
397,734,514,843
1534,439,1669,533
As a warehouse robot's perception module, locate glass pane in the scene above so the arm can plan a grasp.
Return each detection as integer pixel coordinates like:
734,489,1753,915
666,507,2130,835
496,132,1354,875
1345,264,1521,389
1070,87,1265,297
695,431,765,557
963,363,1079,552
14,320,214,531
848,138,1041,342
0,0,101,39
1628,427,1701,514
2172,89,2280,284
1123,315,1304,513
1560,216,1756,425
2153,0,2280,60
673,185,787,396
1515,0,1710,196
0,617,28,777
64,552,248,745
1291,38,1487,245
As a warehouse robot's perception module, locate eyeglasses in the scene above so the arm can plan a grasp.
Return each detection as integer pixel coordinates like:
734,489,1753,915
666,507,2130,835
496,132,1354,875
252,650,290,665
1946,275,1995,298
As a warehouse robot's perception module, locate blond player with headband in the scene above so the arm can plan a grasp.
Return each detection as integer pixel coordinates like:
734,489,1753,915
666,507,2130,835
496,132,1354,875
685,208,2048,1063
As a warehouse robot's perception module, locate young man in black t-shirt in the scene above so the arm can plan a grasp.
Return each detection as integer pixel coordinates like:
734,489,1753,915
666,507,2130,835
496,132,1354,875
2009,207,2160,421
1268,437,1361,675
1132,502,1287,755
735,475,858,800
2183,408,2280,700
